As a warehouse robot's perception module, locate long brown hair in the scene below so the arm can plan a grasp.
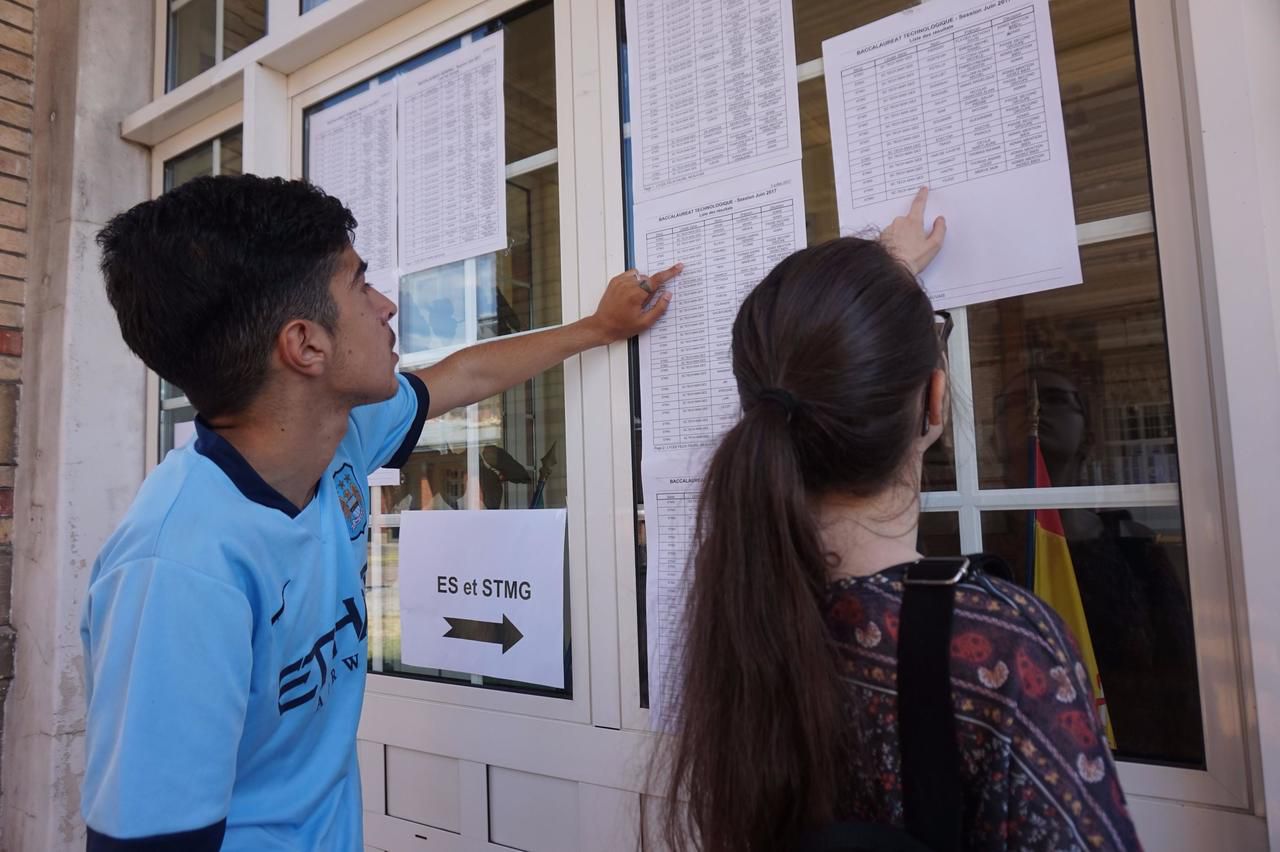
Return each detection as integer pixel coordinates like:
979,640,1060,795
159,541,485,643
658,238,941,851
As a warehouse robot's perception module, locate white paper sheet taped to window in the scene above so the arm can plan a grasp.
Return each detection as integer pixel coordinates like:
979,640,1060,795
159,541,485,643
623,0,803,203
823,0,1082,308
398,508,568,689
397,32,508,274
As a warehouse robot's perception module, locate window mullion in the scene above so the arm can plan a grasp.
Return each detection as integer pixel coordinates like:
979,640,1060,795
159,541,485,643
946,307,983,551
214,0,225,62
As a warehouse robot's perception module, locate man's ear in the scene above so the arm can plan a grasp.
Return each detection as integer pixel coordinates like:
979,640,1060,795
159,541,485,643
277,319,330,377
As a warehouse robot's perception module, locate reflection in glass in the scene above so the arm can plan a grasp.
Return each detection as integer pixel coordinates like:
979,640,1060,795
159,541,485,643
397,165,562,359
922,421,956,493
981,507,1203,766
971,235,1177,489
163,141,214,192
219,129,244,176
367,369,572,697
791,0,914,65
168,0,217,90
400,261,473,355
500,165,562,331
223,0,266,60
917,512,960,556
162,128,243,194
503,2,557,162
159,404,196,459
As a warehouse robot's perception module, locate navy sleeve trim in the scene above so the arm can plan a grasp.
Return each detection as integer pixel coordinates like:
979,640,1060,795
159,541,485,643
387,372,431,469
87,820,226,851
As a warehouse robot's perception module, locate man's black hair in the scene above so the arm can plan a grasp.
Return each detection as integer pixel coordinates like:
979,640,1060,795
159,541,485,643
97,174,357,417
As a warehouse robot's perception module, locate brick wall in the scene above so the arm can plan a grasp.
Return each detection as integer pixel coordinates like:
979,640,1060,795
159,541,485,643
0,0,33,762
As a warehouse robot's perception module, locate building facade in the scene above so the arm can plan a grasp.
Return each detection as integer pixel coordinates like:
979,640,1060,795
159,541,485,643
2,0,1279,849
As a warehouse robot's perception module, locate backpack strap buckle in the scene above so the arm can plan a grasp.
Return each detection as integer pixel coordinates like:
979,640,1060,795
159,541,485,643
902,557,970,587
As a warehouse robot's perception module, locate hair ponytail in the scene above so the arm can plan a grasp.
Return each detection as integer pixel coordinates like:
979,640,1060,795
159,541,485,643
653,237,940,852
661,402,847,851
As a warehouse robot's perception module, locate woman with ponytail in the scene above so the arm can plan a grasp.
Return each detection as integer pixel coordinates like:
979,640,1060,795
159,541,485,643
657,191,1141,852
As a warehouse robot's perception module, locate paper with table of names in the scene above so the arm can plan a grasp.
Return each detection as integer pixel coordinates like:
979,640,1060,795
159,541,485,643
823,0,1081,308
307,81,399,281
308,83,404,487
624,0,802,202
637,162,805,728
398,32,507,275
641,458,705,728
637,161,807,462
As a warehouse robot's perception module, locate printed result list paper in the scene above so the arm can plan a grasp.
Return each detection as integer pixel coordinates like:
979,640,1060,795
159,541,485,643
398,32,508,275
823,0,1082,308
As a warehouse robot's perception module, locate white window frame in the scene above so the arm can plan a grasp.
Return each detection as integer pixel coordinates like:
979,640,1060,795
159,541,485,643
287,0,598,725
607,0,1253,814
156,0,285,98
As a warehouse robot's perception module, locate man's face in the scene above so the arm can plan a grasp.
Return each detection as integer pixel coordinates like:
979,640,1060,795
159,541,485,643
997,370,1087,469
327,244,400,405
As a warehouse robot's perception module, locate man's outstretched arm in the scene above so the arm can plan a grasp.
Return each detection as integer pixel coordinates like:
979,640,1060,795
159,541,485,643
414,264,681,418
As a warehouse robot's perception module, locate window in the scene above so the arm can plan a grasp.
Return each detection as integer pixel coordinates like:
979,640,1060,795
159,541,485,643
302,1,567,697
166,0,266,91
624,0,1203,767
157,127,244,457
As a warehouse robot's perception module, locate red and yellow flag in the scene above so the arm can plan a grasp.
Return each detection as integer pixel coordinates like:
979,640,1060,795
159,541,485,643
1030,440,1117,749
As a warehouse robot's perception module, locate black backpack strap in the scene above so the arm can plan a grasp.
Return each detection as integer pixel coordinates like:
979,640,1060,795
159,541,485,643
897,559,966,852
797,821,933,852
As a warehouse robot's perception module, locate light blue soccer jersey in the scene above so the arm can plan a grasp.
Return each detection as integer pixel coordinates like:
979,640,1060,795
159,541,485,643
80,374,429,850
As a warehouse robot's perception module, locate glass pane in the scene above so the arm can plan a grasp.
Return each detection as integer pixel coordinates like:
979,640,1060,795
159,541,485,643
1050,0,1151,222
162,140,214,191
223,0,267,60
494,165,562,335
798,75,839,246
218,128,244,176
167,0,217,90
971,234,1177,489
793,0,1150,228
160,404,196,459
923,420,956,492
302,0,329,12
918,511,960,556
504,3,557,162
980,507,1203,766
367,367,572,696
397,164,561,358
792,0,915,65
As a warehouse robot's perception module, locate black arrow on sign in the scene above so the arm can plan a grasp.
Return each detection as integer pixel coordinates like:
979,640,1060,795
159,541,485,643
442,615,524,653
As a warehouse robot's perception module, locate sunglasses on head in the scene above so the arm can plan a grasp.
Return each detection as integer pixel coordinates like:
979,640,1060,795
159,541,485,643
934,310,953,344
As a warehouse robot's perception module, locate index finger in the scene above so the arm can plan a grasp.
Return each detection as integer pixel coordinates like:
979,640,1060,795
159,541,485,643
908,186,929,222
645,262,684,288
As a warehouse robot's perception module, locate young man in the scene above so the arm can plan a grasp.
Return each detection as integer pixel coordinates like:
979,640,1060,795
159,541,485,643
80,175,679,850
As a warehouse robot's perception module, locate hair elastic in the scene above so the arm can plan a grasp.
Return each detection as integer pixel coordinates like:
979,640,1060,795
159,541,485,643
757,387,800,421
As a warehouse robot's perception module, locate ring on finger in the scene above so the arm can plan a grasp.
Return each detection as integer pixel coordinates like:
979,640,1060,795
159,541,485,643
635,274,654,294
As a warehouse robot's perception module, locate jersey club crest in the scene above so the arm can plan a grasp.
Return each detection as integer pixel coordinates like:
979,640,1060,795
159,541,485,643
333,463,367,540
